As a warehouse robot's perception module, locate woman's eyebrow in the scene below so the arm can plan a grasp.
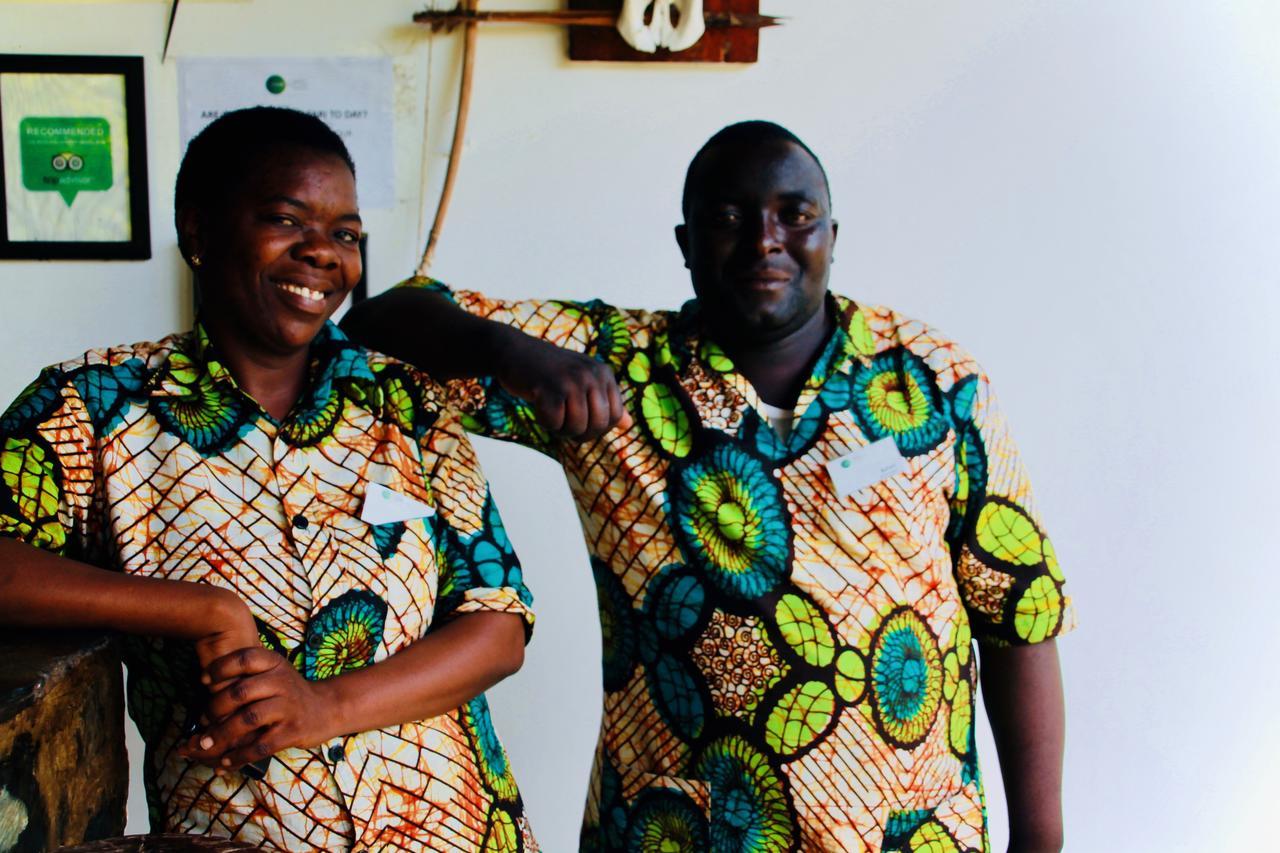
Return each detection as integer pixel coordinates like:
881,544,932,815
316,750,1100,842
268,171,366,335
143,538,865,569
263,194,362,224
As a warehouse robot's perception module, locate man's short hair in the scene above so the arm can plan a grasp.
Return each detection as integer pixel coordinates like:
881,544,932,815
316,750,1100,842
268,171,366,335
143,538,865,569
174,106,355,248
681,120,830,219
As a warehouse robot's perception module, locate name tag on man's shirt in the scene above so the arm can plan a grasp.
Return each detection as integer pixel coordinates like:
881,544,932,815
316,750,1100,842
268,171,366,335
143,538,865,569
825,438,910,499
360,482,436,525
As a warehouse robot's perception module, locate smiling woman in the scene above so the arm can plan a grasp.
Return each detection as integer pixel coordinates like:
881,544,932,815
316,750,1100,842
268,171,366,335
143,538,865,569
0,108,539,851
175,109,364,419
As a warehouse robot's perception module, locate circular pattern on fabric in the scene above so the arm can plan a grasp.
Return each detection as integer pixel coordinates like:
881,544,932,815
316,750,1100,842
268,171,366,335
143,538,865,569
376,368,422,435
1043,538,1064,582
834,649,867,704
626,788,709,853
280,386,343,446
694,735,795,852
152,372,249,456
774,593,836,668
648,653,706,741
588,302,633,369
464,695,520,802
907,819,962,852
975,500,1046,567
946,426,987,544
594,557,638,692
482,805,520,853
590,750,629,851
846,308,876,359
0,371,62,433
870,608,943,748
645,565,707,643
628,350,652,384
670,442,790,600
1013,576,1064,643
641,382,694,459
303,590,387,680
849,348,949,457
73,362,146,434
948,678,974,760
942,650,960,703
764,680,837,756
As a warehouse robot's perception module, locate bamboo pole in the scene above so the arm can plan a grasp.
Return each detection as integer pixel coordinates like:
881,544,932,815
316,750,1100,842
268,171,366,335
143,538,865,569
416,0,480,276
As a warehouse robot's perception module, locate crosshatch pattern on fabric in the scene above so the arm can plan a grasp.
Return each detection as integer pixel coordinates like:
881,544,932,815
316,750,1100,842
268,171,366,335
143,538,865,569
405,277,1073,853
0,322,538,852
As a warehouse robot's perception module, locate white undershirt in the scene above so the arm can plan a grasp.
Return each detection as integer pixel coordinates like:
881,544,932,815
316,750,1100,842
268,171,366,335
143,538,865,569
757,401,797,441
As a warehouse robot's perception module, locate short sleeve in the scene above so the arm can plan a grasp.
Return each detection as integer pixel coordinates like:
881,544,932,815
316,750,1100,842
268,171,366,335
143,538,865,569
947,369,1074,646
424,409,535,639
0,367,97,559
395,277,610,455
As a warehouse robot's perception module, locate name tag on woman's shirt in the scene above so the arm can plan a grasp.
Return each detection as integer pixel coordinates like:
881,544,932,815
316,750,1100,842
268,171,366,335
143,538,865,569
360,482,437,525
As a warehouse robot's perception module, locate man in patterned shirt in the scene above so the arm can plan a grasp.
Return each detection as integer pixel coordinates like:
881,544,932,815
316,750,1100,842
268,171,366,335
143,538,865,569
345,121,1072,852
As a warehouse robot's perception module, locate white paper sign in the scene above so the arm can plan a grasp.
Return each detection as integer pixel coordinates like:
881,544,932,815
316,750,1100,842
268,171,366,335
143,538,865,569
178,58,394,209
360,483,436,526
824,437,909,499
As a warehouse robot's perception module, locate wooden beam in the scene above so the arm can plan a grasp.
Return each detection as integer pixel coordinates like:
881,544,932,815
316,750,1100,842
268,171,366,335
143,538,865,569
412,7,783,34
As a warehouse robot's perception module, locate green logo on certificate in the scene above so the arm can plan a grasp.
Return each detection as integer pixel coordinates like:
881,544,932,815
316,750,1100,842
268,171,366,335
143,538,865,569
265,74,286,94
18,116,113,206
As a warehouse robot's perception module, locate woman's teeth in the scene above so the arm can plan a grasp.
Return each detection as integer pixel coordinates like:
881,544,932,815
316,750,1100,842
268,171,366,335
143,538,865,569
276,282,326,302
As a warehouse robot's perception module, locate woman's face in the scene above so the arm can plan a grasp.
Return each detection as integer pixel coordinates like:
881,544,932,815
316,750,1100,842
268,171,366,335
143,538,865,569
191,146,362,358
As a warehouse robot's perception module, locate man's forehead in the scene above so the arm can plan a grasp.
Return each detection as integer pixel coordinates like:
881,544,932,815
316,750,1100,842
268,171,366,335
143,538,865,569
694,142,828,201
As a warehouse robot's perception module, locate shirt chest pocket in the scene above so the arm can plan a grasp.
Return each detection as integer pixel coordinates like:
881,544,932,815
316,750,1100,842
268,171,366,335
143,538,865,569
325,486,442,644
819,453,954,566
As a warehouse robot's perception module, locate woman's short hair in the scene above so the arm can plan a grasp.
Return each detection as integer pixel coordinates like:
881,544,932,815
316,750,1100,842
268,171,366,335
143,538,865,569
174,106,355,248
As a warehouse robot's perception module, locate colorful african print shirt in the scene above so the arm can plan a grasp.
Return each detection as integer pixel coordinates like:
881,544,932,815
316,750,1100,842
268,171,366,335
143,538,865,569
0,322,538,852
408,278,1074,853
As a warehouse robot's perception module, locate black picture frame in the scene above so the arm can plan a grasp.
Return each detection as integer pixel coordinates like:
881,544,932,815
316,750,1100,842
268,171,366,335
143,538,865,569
0,54,150,260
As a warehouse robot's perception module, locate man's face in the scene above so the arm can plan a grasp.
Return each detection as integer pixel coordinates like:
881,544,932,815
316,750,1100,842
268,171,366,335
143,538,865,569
676,140,837,346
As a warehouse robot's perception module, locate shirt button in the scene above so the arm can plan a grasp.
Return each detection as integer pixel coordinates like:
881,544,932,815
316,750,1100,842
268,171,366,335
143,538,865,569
292,514,309,530
327,743,345,762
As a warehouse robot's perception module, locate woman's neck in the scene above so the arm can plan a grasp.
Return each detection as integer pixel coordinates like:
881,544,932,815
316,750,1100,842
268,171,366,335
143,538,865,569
201,316,309,422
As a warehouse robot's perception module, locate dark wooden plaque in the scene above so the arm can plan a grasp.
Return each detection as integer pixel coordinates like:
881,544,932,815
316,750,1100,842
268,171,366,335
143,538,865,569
568,0,761,63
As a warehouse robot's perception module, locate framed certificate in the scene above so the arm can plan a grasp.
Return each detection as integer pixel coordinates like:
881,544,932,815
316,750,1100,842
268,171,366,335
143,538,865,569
0,55,150,260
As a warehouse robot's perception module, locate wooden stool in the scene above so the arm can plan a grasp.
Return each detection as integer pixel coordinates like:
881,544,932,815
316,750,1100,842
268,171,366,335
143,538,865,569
0,631,126,852
55,835,265,852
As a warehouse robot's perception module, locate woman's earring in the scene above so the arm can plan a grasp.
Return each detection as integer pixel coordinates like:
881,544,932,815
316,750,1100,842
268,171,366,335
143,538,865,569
190,253,203,268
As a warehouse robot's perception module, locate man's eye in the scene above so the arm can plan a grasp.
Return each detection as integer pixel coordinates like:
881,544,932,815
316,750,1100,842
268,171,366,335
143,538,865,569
711,211,741,226
335,230,361,244
783,209,816,225
268,214,297,226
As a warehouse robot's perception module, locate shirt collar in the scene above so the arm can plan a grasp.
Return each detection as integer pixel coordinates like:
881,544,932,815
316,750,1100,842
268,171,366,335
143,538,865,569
149,320,378,415
666,292,875,398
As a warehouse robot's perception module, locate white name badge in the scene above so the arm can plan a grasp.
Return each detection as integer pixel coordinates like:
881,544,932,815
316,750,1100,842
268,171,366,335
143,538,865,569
360,482,436,526
824,437,910,499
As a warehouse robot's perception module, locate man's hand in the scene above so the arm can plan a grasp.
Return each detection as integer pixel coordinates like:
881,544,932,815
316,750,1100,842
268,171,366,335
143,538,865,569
180,647,340,771
492,328,631,441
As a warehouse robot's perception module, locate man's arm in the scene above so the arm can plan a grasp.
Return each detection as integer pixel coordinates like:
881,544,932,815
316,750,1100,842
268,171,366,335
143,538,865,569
343,285,628,439
342,286,520,380
979,640,1066,853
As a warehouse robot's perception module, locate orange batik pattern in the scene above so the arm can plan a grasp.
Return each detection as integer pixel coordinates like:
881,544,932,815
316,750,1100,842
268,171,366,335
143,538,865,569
407,278,1073,853
0,322,537,852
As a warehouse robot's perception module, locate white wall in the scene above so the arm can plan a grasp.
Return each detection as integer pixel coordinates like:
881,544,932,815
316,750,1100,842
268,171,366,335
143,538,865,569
2,1,1278,850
